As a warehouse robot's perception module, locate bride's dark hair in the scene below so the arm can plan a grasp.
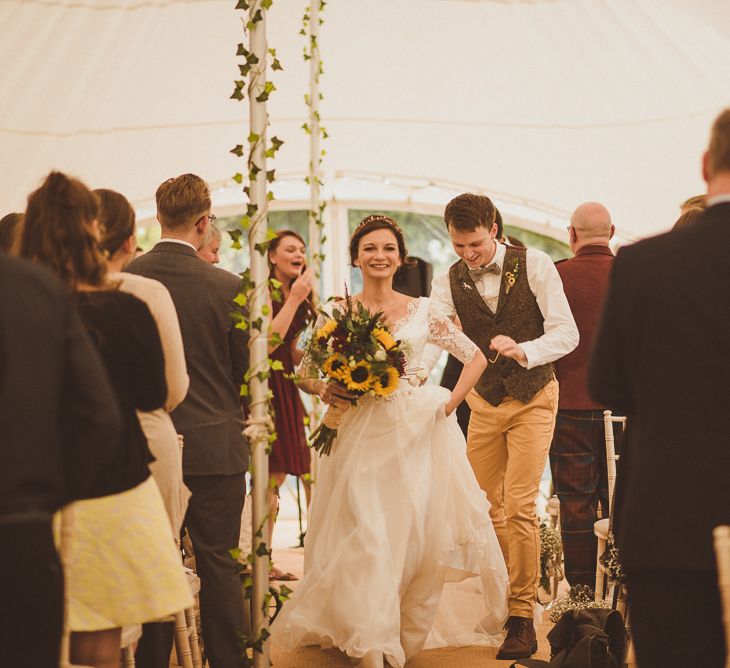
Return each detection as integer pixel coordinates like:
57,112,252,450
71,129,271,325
349,215,408,266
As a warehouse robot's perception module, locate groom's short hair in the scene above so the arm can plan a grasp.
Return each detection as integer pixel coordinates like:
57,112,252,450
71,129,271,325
444,194,497,232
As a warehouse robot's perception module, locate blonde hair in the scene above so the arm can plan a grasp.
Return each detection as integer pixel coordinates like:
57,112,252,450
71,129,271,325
707,108,730,176
156,173,211,230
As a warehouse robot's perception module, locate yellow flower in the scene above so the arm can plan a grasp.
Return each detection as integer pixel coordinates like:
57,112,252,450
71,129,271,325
342,361,373,392
372,327,396,351
316,319,338,342
372,366,400,397
322,354,347,380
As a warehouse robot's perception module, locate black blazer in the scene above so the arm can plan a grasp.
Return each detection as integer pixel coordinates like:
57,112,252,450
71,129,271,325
588,202,730,572
126,241,249,476
0,255,122,516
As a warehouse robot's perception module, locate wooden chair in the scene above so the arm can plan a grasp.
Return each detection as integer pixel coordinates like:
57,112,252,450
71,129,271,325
594,410,625,604
713,525,730,668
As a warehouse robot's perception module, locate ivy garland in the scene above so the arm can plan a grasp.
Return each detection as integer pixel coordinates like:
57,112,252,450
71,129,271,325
229,1,289,664
301,1,328,272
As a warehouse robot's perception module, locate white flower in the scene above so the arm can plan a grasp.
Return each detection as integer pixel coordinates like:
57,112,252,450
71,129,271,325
374,349,386,361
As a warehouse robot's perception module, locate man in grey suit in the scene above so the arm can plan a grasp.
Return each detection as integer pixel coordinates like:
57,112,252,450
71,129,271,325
127,174,248,668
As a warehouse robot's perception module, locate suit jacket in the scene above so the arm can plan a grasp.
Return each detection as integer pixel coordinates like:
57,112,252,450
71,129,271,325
588,202,730,572
0,254,121,516
555,244,614,409
126,241,249,476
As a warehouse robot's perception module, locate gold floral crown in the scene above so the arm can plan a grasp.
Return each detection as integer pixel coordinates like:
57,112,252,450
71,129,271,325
355,214,403,234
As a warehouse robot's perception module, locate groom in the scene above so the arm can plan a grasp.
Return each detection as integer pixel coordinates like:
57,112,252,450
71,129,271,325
431,194,578,660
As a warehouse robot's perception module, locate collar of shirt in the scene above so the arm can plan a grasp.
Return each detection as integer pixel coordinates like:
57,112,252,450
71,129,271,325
465,240,505,273
158,238,198,252
574,243,614,258
706,193,730,207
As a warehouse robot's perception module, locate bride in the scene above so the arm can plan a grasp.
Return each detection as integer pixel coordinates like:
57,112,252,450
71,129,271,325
271,215,509,667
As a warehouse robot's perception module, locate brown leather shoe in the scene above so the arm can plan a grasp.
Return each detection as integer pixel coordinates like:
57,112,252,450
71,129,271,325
495,615,538,660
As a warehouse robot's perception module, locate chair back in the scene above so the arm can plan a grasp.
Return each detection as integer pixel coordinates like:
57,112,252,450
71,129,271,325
713,525,730,668
603,410,626,517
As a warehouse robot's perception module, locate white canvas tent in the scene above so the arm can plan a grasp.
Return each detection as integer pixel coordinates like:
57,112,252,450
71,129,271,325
2,0,730,261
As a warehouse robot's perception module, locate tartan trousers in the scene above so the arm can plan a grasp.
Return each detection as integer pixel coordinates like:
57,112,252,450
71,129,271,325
549,409,615,588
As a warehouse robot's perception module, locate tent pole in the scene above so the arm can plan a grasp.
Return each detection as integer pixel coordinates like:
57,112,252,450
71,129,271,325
248,2,271,666
307,0,322,280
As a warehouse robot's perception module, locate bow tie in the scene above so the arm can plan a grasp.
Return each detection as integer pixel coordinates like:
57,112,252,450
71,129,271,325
467,263,500,280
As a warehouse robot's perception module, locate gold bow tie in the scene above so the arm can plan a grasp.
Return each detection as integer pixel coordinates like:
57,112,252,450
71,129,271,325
467,263,500,280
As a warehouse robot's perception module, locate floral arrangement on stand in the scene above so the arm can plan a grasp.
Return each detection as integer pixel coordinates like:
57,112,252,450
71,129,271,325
549,585,611,624
539,519,563,594
304,296,408,455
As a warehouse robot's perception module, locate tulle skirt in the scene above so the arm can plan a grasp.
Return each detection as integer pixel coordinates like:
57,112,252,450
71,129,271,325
271,384,508,667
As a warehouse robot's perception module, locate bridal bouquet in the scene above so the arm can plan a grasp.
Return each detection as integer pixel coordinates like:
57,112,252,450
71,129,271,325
305,297,408,455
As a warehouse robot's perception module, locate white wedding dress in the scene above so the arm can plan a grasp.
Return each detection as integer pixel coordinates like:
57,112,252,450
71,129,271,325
271,297,509,667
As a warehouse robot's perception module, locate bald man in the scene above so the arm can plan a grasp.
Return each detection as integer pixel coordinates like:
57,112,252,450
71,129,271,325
550,202,616,588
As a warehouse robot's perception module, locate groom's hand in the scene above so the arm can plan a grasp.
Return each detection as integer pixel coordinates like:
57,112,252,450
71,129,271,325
489,335,527,365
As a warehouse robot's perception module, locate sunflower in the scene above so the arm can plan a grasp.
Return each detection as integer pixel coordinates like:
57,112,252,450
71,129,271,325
341,361,373,392
322,353,347,380
316,319,338,343
372,366,400,397
372,327,397,351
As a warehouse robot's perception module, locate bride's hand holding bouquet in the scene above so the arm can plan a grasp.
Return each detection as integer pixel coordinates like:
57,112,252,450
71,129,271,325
303,295,408,455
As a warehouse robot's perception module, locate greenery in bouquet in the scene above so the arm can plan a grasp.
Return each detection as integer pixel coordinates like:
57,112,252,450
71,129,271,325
539,520,563,592
549,584,610,624
306,295,408,455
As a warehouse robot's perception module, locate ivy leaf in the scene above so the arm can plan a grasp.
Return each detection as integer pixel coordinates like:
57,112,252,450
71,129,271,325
249,163,261,178
236,42,246,56
266,228,278,241
261,304,271,316
270,277,282,289
246,203,258,217
230,88,245,101
262,0,273,9
232,172,243,184
267,191,275,201
271,58,283,71
248,131,260,143
255,542,270,557
234,293,248,307
230,144,245,157
270,136,284,150
235,0,249,9
266,169,276,183
270,360,284,371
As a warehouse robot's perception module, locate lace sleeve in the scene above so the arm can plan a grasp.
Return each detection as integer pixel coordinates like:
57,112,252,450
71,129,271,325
425,302,479,364
295,311,329,380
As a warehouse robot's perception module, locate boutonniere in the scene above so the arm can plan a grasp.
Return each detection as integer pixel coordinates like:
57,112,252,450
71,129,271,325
462,282,473,290
504,257,520,294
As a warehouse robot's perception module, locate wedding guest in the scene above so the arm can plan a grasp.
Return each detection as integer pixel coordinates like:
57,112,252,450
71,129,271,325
679,193,706,214
96,188,192,668
550,201,616,588
19,172,192,668
431,193,579,660
266,230,314,578
198,218,221,264
589,108,730,668
673,206,704,230
0,253,121,668
126,174,248,668
97,188,190,533
0,212,22,252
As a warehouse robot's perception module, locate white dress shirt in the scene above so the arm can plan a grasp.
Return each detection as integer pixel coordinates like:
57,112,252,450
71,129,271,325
706,193,730,207
430,242,579,370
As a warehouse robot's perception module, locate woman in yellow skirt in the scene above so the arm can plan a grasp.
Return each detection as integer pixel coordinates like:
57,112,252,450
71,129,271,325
20,172,193,668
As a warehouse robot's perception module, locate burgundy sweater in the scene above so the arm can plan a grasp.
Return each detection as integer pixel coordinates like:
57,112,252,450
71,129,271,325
555,244,614,410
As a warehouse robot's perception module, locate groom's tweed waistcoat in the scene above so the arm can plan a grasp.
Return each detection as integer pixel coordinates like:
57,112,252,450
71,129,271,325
449,246,554,406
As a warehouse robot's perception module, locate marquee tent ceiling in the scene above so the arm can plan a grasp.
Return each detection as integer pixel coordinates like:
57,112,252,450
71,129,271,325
1,0,729,241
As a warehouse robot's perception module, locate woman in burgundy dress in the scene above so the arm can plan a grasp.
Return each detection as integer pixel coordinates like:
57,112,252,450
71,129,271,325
267,230,315,578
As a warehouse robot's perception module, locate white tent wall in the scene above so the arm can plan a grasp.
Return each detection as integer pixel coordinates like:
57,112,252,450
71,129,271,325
2,0,729,244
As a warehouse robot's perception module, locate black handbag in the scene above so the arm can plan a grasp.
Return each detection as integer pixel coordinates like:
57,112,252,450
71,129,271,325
511,608,628,668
